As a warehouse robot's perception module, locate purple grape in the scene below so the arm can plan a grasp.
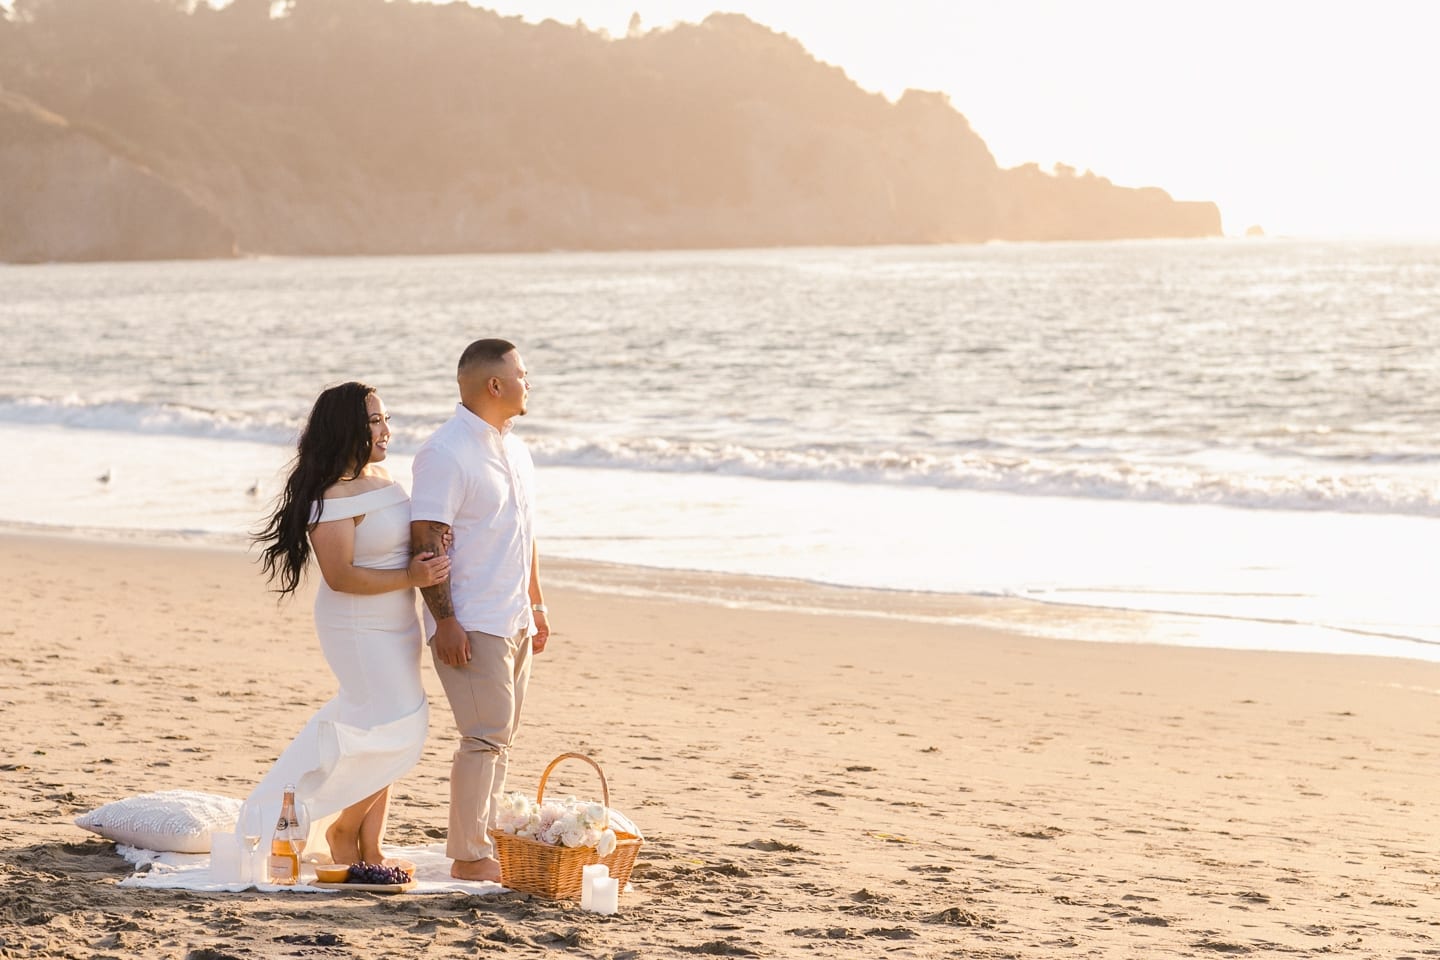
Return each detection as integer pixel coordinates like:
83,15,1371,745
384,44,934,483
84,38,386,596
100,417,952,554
346,861,411,884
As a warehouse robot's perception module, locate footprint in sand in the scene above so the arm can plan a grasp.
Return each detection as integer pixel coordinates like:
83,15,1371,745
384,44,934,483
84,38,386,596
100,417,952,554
684,939,761,956
703,862,754,878
928,907,996,928
1193,938,1253,953
787,927,861,940
865,927,918,940
736,839,805,853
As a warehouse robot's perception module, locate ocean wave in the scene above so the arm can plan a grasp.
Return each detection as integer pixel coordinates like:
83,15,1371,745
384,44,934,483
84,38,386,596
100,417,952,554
5,394,1439,516
0,394,439,448
0,395,300,445
528,437,1440,516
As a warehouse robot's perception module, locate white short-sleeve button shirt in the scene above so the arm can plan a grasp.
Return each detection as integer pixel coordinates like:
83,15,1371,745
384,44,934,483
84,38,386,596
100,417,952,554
409,403,537,639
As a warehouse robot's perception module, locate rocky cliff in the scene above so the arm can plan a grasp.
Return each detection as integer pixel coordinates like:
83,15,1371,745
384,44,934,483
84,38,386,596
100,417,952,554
0,89,235,262
0,1,1220,262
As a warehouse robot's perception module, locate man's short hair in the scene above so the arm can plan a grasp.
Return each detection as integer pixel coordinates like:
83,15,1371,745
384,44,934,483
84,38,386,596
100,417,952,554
458,338,516,375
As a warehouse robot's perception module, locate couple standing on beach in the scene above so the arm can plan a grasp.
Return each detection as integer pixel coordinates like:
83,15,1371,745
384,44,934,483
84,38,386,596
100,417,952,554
246,337,545,883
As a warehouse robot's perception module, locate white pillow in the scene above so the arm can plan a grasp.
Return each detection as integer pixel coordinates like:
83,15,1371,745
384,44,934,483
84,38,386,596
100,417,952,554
73,790,242,854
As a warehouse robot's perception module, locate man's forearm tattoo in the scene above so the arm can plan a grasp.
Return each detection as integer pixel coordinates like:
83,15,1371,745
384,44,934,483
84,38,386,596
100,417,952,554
421,581,455,620
415,522,456,619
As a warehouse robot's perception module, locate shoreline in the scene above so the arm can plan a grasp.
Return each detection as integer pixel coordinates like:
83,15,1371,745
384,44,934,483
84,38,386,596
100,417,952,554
0,525,1282,660
0,522,1122,641
7,236,1436,271
0,238,1238,271
5,522,1439,667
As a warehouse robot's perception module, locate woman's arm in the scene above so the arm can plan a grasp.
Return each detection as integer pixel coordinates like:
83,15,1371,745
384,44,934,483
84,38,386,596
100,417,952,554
310,517,449,595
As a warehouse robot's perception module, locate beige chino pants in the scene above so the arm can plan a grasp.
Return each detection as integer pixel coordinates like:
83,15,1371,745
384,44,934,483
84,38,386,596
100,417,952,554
431,628,532,862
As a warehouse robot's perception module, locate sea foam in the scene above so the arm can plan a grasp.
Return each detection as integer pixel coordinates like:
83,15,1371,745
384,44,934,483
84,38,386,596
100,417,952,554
7,395,1439,517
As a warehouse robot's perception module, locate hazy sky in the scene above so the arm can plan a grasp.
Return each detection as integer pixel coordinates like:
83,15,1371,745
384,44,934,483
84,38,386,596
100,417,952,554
477,0,1440,239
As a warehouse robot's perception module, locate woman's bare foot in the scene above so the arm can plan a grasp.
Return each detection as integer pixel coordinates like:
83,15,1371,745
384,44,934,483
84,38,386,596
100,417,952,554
451,857,503,882
325,822,360,865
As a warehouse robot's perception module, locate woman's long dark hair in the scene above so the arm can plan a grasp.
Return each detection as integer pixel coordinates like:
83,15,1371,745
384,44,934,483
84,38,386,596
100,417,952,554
255,381,377,596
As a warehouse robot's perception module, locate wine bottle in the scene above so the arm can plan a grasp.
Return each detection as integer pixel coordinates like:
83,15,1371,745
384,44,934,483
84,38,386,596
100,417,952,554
267,784,302,885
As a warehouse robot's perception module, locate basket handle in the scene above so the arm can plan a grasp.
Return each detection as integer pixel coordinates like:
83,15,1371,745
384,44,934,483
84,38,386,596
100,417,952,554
535,752,611,826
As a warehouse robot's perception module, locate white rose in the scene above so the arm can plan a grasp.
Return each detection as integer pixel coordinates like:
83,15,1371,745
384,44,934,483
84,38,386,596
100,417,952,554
596,829,618,857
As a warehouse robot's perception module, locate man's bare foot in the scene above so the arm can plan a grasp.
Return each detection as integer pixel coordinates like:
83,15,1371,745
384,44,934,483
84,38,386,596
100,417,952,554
325,823,359,865
451,857,503,882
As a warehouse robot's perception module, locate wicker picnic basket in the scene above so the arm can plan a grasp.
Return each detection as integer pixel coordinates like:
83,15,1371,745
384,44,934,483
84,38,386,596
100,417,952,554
488,752,643,900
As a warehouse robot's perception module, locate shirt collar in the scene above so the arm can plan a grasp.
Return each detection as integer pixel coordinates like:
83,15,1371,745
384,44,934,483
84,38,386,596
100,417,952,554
455,401,512,439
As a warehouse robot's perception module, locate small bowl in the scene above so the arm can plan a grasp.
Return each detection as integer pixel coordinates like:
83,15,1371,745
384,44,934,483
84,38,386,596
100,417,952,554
313,864,352,884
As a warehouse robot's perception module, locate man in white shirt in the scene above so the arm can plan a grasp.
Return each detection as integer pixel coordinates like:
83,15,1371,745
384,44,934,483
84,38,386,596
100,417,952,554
410,338,550,883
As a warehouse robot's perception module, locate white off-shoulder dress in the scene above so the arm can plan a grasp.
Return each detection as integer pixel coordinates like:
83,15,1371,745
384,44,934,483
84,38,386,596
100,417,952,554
240,482,428,855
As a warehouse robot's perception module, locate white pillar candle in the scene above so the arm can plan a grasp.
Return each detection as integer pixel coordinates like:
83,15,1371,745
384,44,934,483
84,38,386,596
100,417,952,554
581,864,609,910
589,876,619,915
248,842,269,887
209,831,244,885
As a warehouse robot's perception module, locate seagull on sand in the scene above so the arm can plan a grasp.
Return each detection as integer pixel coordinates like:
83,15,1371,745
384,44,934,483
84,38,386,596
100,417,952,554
246,479,262,497
97,466,114,484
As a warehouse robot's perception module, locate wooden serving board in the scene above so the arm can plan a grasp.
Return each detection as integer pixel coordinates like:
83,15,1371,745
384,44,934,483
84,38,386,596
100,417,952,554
310,880,418,894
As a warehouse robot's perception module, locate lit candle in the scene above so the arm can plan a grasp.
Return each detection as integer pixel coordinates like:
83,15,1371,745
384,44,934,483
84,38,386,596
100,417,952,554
581,864,609,910
590,875,619,915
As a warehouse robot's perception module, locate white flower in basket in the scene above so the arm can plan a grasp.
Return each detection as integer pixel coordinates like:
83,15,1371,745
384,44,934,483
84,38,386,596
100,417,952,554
497,791,618,854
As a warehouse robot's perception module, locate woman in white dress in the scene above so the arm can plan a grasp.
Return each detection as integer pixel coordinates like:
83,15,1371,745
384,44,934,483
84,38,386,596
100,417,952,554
247,382,449,865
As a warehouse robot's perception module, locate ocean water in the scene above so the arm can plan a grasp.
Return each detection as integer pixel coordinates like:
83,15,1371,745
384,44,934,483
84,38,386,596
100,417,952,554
4,240,1439,659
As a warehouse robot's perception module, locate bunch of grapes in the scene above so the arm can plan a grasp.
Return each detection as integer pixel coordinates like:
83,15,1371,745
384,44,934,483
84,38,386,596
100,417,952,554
347,861,413,885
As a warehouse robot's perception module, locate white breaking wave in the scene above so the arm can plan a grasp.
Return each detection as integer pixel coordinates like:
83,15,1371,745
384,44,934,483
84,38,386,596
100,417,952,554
6,394,1439,517
0,395,301,445
526,436,1440,516
0,395,437,449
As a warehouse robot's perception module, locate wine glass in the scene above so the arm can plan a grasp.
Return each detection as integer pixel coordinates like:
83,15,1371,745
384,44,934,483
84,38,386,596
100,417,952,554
239,803,264,857
293,800,312,860
238,803,265,884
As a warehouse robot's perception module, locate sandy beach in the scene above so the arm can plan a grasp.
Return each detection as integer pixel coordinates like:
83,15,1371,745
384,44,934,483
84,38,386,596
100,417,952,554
2,530,1439,958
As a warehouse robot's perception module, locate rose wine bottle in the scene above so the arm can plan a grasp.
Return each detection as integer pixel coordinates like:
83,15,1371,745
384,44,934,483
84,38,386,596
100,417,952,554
267,784,302,885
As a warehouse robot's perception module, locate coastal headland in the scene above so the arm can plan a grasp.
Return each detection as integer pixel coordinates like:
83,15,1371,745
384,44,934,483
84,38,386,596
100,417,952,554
0,3,1220,263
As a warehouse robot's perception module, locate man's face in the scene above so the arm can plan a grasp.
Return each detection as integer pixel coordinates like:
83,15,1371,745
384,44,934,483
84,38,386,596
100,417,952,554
493,349,531,418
